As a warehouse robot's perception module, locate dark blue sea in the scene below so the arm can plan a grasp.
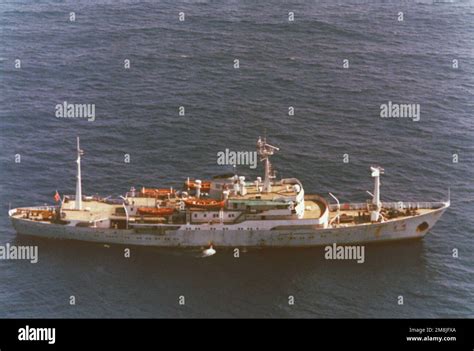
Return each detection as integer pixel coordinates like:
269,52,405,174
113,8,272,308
0,0,473,318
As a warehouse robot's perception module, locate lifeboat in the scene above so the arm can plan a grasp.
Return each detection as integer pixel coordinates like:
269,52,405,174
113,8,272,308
185,179,211,192
184,198,225,209
140,187,175,198
137,207,175,216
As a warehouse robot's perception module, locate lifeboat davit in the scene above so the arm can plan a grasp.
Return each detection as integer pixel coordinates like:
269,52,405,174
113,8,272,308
137,207,175,216
141,187,175,198
185,180,211,192
184,198,225,209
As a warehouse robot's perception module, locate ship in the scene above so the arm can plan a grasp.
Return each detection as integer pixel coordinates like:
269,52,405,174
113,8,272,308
8,137,450,248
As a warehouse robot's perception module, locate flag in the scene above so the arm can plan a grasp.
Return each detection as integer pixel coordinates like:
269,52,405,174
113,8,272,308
54,190,61,202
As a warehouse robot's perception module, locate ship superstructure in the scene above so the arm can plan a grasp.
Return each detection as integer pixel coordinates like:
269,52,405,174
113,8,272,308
9,137,449,247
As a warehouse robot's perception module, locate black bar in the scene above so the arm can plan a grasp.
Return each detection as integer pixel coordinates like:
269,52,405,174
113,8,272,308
0,319,471,350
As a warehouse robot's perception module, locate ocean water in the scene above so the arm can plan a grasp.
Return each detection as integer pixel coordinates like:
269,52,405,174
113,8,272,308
0,0,473,318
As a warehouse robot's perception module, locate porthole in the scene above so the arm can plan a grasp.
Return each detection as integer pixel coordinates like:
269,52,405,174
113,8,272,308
417,222,429,232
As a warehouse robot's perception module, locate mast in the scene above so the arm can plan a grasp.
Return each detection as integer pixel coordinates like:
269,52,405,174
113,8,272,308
75,137,84,210
257,136,279,193
370,166,384,221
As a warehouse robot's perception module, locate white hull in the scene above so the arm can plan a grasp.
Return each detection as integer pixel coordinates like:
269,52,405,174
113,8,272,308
10,206,447,247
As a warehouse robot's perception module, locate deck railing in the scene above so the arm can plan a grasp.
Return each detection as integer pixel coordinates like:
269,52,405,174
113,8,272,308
9,205,58,216
15,205,58,211
63,194,105,201
329,201,447,211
